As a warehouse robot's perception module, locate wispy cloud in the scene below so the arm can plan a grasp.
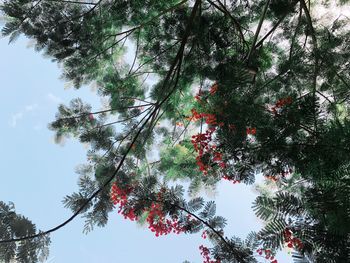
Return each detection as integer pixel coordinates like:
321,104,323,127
25,104,38,111
47,93,62,104
10,112,24,127
9,103,38,127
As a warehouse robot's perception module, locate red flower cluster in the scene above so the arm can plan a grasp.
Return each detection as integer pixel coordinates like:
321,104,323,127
190,109,224,127
194,82,218,103
246,127,256,135
145,203,184,237
284,228,304,249
111,185,185,236
110,182,137,221
265,175,278,182
201,230,207,239
199,245,221,263
256,248,277,263
191,128,215,153
271,96,292,115
276,97,292,107
190,109,226,174
191,129,226,174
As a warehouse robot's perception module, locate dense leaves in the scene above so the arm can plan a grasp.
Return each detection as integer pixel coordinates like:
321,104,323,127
0,202,50,263
1,0,350,262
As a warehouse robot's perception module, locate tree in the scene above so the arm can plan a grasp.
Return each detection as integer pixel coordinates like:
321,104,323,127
1,0,349,262
0,202,50,262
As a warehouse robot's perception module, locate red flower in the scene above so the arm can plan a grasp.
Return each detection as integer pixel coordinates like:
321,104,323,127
146,198,185,237
256,247,278,263
209,83,218,95
199,245,221,263
272,96,293,115
246,127,256,135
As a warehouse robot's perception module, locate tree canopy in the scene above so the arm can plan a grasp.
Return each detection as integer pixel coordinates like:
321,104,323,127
1,0,350,262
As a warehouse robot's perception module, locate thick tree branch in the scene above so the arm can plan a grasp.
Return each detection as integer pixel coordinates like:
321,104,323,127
255,0,300,49
245,0,271,64
300,0,319,132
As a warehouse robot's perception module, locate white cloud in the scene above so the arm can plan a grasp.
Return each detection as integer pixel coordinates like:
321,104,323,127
25,104,38,111
9,104,39,127
10,112,24,127
47,93,62,104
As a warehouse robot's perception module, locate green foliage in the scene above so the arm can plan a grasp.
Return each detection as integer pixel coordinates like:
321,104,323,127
0,202,50,263
186,197,204,213
159,142,198,180
1,0,350,262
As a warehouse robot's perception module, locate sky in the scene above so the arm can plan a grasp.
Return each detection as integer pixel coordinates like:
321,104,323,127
0,33,293,263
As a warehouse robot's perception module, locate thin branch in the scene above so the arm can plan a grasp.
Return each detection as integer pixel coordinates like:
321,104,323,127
95,106,153,130
316,90,333,104
128,29,141,75
56,104,153,121
45,0,104,33
143,194,248,263
245,0,271,63
45,0,97,5
255,1,300,48
12,0,44,30
172,118,192,147
255,70,290,94
108,0,189,40
86,30,133,64
119,97,154,104
130,40,181,75
300,0,319,132
289,4,303,62
171,203,248,262
0,0,201,244
206,0,247,47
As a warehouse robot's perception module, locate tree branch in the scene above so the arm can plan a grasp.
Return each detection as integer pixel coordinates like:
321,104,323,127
245,0,271,63
0,0,201,244
255,0,300,49
206,0,247,47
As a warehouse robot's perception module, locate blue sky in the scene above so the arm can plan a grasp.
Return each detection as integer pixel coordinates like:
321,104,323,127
0,34,292,263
